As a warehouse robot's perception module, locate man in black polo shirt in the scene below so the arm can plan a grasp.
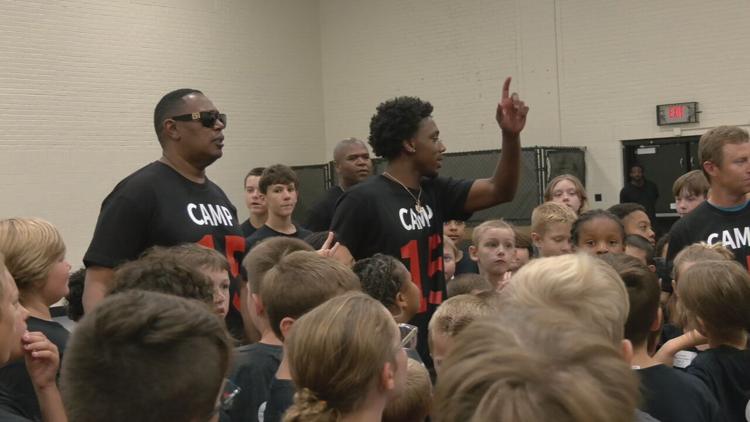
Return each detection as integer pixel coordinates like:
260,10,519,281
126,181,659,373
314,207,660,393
82,89,246,336
304,138,373,231
331,77,528,365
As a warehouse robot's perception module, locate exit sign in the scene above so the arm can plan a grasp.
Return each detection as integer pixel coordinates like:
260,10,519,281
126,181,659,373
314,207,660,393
657,102,698,126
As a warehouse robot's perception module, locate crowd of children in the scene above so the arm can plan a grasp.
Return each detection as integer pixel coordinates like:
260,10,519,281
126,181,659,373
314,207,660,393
0,86,748,422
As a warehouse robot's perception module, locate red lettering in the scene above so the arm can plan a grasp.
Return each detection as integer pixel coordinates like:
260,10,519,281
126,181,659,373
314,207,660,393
669,106,684,119
196,234,215,249
197,234,246,311
401,234,446,312
401,240,426,313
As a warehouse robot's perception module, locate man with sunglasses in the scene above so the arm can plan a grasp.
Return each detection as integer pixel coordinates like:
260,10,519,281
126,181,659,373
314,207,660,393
82,89,247,338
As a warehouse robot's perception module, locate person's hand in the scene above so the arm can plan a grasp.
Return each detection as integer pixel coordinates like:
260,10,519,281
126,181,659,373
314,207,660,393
317,232,340,259
22,331,60,390
497,271,513,292
496,76,529,135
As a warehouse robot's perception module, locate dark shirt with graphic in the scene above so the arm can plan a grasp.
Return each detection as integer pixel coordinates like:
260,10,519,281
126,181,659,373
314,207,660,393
228,343,282,422
83,161,247,336
263,377,296,422
331,175,473,366
686,346,750,422
667,201,750,270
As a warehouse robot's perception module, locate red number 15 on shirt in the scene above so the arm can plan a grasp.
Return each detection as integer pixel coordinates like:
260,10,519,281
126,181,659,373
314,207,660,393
400,233,444,313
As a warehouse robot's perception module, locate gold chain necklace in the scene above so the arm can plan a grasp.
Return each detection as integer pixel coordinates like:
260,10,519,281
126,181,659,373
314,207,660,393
382,171,424,213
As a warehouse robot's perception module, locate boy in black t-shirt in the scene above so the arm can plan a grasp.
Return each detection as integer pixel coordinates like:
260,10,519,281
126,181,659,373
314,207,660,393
246,165,312,251
260,251,361,422
667,260,750,422
331,77,528,365
240,167,268,238
229,238,314,422
601,253,723,422
667,126,750,270
0,218,71,421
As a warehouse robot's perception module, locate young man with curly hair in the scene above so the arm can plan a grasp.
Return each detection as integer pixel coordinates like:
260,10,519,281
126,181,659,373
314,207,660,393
331,77,528,365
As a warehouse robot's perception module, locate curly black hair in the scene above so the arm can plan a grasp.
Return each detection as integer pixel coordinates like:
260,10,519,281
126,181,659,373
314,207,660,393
571,209,625,246
352,253,404,309
369,96,433,160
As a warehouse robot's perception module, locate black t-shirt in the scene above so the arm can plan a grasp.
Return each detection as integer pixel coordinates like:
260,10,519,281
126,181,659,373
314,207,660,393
245,224,313,251
454,241,479,275
263,377,295,422
240,219,260,239
620,180,659,221
0,400,31,422
304,186,344,232
637,364,722,422
667,201,750,270
83,161,247,337
331,175,473,365
0,317,69,422
686,345,750,422
227,343,282,422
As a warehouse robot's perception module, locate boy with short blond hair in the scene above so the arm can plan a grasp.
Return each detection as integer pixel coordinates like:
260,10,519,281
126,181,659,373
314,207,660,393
428,291,500,375
530,201,576,257
505,253,629,346
434,308,641,422
468,220,515,290
261,250,361,422
230,237,313,422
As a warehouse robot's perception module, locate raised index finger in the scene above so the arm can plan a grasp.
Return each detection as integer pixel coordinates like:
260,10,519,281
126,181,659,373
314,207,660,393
502,76,512,100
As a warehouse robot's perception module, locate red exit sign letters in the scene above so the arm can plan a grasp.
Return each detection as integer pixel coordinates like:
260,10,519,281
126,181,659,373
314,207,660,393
657,102,698,126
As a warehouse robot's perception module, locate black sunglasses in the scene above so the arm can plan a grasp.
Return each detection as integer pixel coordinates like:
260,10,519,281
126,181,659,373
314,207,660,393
171,111,227,128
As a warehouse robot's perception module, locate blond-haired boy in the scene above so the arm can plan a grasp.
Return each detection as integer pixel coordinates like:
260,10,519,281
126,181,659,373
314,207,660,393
530,201,576,257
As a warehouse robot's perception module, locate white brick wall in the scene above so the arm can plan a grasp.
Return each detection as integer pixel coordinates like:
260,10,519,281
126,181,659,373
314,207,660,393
3,0,750,264
320,0,750,205
0,0,325,266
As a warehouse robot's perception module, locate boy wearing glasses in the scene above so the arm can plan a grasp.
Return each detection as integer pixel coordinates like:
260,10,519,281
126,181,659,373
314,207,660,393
82,89,247,338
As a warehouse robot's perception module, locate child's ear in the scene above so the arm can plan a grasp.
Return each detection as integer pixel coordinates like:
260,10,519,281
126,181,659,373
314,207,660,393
647,264,656,273
380,361,397,393
394,291,407,313
530,232,542,247
620,339,634,364
468,245,479,262
279,317,296,340
251,293,264,316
